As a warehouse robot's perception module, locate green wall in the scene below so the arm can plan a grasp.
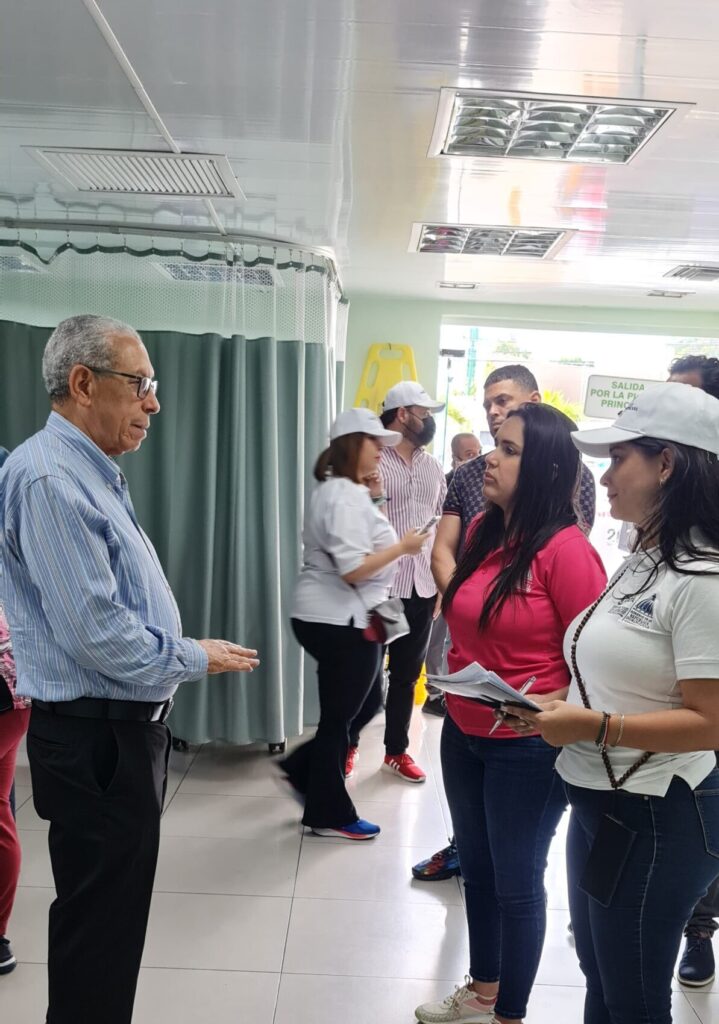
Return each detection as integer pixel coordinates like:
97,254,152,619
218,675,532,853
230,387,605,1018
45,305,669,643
344,293,719,409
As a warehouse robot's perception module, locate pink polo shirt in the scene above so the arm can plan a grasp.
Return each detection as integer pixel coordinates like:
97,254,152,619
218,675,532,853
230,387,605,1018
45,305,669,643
445,523,607,739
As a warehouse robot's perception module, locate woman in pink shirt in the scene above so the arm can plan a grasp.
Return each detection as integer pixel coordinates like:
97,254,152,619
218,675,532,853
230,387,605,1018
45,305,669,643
415,403,606,1024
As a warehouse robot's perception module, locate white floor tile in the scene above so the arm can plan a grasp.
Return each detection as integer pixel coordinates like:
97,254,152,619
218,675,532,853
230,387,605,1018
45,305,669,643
345,768,444,806
17,830,54,888
11,785,33,812
133,967,280,1024
142,892,292,972
685,990,719,1022
274,972,459,1024
545,852,570,911
534,909,584,987
7,886,54,963
160,792,300,838
283,897,469,980
178,742,297,797
325,796,450,849
295,840,462,905
14,796,47,831
0,961,48,1021
154,833,301,897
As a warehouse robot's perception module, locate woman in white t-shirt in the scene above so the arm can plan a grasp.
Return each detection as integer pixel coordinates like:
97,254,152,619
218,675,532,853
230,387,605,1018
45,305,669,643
507,382,719,1024
279,408,427,841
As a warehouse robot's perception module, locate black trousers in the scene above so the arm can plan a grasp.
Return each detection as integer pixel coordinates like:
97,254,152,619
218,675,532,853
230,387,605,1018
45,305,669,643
349,589,436,755
27,705,171,1024
281,618,381,828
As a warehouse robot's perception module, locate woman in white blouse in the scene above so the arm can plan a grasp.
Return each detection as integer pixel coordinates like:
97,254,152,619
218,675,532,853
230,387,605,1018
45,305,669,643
509,383,719,1024
279,408,427,840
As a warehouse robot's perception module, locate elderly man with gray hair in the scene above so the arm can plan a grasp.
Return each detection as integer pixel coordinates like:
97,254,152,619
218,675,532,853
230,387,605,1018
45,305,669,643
0,315,259,1024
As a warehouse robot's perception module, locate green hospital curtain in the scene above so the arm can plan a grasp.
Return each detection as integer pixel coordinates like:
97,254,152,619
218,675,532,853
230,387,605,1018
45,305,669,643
0,320,331,743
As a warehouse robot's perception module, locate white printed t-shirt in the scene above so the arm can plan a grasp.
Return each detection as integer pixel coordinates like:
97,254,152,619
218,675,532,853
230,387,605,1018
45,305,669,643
292,476,398,628
556,546,719,796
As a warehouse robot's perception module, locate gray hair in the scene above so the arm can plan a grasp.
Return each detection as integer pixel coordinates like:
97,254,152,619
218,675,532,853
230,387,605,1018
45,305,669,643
42,315,141,401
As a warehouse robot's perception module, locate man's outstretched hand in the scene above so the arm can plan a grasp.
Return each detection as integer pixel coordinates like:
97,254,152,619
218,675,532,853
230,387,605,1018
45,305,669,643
198,639,260,674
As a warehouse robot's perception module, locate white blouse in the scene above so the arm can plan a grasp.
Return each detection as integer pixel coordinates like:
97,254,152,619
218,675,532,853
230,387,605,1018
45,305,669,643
557,549,719,796
292,476,398,628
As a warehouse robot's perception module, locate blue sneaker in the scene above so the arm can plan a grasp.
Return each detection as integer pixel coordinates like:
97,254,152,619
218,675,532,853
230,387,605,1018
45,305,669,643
412,839,461,881
311,819,381,840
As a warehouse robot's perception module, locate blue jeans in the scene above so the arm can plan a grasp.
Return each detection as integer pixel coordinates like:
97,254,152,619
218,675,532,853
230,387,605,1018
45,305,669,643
566,770,719,1024
441,715,567,1020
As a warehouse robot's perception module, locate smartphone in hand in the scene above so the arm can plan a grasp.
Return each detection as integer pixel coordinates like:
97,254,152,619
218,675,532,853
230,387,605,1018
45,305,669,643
418,515,440,535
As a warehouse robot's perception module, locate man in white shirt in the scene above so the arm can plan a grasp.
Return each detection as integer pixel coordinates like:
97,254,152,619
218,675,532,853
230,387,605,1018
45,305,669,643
349,381,446,783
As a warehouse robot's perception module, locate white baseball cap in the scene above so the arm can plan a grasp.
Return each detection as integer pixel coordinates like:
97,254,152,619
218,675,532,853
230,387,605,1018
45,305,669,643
571,382,719,458
330,407,402,446
382,381,445,413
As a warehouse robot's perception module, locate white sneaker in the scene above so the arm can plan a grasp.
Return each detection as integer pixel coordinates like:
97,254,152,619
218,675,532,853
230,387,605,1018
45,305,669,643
415,977,496,1023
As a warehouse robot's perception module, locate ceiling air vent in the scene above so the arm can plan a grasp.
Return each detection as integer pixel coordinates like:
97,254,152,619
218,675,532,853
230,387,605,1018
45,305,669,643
665,265,719,283
647,290,693,298
153,262,283,287
429,89,683,164
411,224,568,259
28,147,244,199
0,254,40,273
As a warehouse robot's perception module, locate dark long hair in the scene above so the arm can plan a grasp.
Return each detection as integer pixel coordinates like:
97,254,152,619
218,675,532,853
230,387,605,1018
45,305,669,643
626,437,719,589
443,403,580,629
313,433,365,482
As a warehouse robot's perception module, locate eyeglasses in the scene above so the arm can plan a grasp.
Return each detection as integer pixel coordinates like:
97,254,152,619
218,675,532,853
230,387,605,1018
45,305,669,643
84,366,158,399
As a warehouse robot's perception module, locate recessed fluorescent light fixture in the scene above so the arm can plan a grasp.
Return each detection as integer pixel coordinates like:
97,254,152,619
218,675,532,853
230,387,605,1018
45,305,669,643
438,281,478,290
29,147,245,199
647,289,693,298
429,89,686,164
665,264,719,282
0,254,40,273
153,262,282,286
411,223,569,259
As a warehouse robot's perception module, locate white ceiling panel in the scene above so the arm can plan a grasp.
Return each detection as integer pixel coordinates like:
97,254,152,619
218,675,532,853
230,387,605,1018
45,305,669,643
4,0,719,307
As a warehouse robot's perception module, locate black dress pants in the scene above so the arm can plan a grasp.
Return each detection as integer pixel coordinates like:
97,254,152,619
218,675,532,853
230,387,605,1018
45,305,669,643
27,705,171,1024
349,589,436,755
281,618,381,828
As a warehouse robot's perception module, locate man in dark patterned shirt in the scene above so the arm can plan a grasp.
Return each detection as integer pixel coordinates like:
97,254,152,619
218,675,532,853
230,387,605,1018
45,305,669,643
413,364,597,882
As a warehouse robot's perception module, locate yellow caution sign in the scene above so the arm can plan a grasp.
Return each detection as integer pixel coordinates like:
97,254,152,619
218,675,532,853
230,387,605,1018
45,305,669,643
354,343,418,413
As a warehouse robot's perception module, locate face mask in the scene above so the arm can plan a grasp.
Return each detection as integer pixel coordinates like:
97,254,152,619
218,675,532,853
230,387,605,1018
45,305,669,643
405,412,436,446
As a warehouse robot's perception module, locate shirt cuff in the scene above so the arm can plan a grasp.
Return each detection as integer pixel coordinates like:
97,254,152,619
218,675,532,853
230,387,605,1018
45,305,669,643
178,638,209,679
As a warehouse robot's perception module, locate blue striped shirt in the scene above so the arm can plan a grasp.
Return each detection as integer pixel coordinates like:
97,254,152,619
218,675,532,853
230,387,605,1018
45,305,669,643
0,412,208,702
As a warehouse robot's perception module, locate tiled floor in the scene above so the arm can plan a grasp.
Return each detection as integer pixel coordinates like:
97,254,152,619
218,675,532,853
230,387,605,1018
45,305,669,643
4,710,716,1022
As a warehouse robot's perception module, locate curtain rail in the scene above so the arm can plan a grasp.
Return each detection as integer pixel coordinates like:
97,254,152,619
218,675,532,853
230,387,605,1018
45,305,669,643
0,218,344,295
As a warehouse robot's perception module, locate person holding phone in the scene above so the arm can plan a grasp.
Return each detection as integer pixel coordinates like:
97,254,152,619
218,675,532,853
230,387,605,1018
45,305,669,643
346,381,447,784
279,408,428,839
414,403,606,1024
508,383,719,1024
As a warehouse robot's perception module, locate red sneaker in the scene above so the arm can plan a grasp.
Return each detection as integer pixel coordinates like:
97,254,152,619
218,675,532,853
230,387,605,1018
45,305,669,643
345,746,359,778
382,753,426,784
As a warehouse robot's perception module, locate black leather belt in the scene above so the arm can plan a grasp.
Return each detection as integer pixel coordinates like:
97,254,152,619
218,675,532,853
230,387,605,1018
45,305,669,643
33,697,174,724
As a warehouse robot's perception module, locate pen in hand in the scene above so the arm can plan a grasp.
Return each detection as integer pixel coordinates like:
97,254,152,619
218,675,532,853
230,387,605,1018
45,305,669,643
488,675,537,736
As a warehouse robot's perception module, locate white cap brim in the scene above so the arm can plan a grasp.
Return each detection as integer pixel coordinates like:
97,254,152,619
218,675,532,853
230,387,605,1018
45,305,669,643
571,425,645,457
376,428,402,447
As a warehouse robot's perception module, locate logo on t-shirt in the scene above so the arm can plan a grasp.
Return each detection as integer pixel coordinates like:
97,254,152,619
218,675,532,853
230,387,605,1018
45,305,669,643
611,593,657,629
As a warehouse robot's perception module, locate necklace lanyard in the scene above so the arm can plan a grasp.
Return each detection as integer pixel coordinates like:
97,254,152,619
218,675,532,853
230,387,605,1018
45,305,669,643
569,562,653,790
